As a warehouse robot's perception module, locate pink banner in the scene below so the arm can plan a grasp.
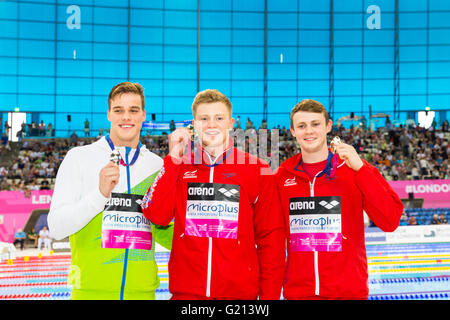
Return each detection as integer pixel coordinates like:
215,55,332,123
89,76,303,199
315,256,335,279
388,179,450,208
0,190,53,243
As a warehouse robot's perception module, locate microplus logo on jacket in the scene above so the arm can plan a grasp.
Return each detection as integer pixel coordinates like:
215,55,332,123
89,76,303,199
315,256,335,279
102,193,152,250
288,196,342,252
185,182,241,239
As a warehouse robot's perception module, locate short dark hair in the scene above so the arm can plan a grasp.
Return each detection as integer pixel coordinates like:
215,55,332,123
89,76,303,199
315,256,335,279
290,99,330,128
108,82,145,110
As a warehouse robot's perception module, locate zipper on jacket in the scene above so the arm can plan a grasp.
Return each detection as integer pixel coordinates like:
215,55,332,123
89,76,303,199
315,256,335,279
203,148,231,297
314,251,319,296
307,161,345,297
309,175,320,296
120,147,132,300
206,237,212,297
205,153,215,297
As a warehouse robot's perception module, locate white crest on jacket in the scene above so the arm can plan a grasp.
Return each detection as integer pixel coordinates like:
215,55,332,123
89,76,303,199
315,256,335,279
284,177,297,187
183,170,198,179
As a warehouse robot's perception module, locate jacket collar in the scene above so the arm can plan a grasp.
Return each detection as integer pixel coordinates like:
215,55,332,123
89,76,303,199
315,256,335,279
192,138,234,167
281,149,344,180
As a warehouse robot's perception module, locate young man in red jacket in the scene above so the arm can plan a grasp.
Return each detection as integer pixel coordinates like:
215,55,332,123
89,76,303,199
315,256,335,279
275,99,403,300
141,89,285,300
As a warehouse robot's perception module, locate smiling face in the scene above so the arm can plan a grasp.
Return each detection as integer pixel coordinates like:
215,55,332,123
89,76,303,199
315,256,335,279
107,93,146,148
290,111,332,161
193,102,235,152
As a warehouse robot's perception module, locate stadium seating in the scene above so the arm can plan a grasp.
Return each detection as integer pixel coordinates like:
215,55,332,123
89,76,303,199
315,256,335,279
404,208,449,225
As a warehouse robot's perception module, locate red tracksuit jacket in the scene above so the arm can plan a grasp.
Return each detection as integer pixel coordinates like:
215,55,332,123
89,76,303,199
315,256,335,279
274,152,403,299
141,146,286,299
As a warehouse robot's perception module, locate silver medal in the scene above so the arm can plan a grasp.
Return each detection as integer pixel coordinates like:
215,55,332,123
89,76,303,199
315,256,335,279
330,136,342,154
110,149,121,165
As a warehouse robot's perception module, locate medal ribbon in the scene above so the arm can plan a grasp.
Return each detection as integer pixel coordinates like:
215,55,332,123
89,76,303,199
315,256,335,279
106,135,141,166
317,151,338,179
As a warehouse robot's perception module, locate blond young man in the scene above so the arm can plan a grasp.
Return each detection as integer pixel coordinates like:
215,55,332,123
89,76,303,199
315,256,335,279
141,89,285,300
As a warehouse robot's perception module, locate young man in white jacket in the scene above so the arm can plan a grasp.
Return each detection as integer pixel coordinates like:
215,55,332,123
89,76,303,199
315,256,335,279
48,82,173,300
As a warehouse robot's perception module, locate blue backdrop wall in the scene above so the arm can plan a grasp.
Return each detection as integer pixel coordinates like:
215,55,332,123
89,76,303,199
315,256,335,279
0,0,449,136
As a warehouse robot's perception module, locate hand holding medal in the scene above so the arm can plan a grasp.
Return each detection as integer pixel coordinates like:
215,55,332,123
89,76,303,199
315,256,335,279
168,125,195,160
330,136,363,172
330,136,342,154
186,124,196,141
99,150,121,198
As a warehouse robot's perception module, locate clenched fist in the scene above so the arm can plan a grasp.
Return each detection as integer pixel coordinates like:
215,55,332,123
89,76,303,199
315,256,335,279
168,127,192,160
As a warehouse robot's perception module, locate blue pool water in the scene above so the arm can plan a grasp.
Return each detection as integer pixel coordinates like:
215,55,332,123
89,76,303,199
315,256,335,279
1,244,449,300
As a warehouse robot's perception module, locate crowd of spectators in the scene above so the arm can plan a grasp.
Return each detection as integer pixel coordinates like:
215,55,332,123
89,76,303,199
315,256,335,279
0,136,82,191
1,117,449,228
331,120,449,181
0,118,449,193
241,118,449,182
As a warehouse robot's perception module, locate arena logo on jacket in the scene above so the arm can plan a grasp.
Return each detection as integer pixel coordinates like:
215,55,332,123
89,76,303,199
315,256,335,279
101,193,153,250
185,182,240,239
288,196,342,252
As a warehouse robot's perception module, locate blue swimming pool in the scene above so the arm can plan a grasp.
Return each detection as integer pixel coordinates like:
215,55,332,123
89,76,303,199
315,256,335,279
1,244,449,300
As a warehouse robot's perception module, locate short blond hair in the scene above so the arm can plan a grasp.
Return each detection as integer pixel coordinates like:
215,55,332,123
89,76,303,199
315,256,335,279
192,89,232,117
108,82,145,110
290,99,330,128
